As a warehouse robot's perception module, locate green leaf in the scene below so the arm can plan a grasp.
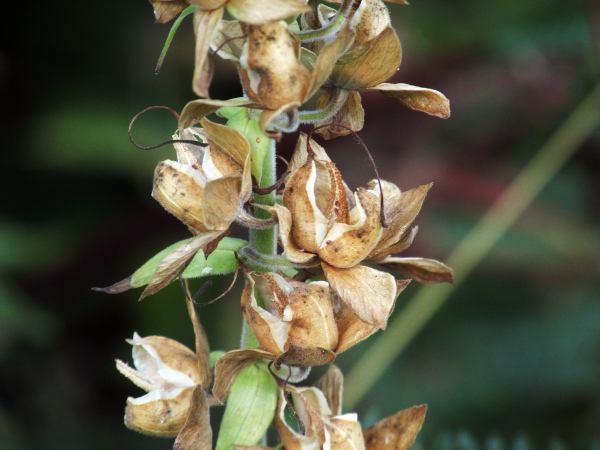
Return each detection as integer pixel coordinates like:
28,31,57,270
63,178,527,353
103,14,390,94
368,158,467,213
215,364,278,450
131,237,247,288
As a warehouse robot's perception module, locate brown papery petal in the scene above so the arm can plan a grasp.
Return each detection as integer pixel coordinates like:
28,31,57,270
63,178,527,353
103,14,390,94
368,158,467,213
373,83,451,118
130,335,201,385
241,277,290,356
257,204,317,264
334,301,378,354
364,405,427,450
191,0,227,9
288,133,332,174
276,344,336,367
212,349,274,403
202,176,243,230
242,22,311,110
201,118,249,169
152,160,208,233
378,257,454,284
150,0,188,23
258,101,300,138
274,389,320,450
322,263,397,329
315,365,344,417
368,183,431,260
283,158,332,253
173,386,212,450
186,298,212,389
314,90,365,140
125,387,193,437
332,26,401,90
353,0,391,48
141,231,224,299
327,416,365,450
192,8,223,98
319,189,382,269
227,0,310,24
287,282,339,351
212,20,244,61
371,226,418,260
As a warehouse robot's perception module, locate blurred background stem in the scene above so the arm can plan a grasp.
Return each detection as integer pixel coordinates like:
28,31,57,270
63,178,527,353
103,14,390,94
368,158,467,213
344,81,600,410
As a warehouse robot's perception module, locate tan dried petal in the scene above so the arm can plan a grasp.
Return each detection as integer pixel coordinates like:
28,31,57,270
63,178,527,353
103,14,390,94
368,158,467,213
186,297,212,389
364,405,427,450
258,204,317,264
258,101,301,138
274,390,319,450
327,415,366,450
212,349,274,403
241,274,290,355
288,132,332,174
315,365,344,417
241,22,311,110
153,160,208,234
372,83,451,118
212,20,244,61
322,263,397,329
129,335,202,386
192,8,223,98
283,158,334,253
314,90,365,140
150,0,188,23
353,0,391,48
334,301,378,354
125,386,193,437
286,281,339,351
191,0,227,9
332,26,401,90
202,176,243,230
227,0,310,24
318,189,382,268
378,257,454,284
173,386,212,450
201,118,249,169
368,183,431,260
276,344,336,367
140,231,224,299
373,226,418,260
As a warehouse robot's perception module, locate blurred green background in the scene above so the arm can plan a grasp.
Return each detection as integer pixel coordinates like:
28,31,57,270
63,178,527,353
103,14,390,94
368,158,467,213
1,1,599,449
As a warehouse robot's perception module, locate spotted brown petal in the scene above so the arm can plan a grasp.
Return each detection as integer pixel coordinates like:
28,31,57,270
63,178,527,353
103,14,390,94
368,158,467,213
372,83,451,118
322,263,397,329
377,256,454,284
364,405,427,450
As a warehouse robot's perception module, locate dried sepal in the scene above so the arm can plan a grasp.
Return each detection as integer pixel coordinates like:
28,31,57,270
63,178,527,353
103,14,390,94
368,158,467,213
364,405,427,450
315,365,344,417
322,262,398,329
140,231,224,299
192,7,223,97
376,257,454,284
186,297,212,389
173,386,212,450
314,90,365,139
212,348,273,403
179,98,258,130
332,26,401,90
371,83,451,118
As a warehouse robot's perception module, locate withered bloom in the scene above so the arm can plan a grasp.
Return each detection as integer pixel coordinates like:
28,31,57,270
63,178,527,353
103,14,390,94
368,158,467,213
262,134,452,330
116,298,214,449
149,0,310,97
307,0,450,139
270,366,428,450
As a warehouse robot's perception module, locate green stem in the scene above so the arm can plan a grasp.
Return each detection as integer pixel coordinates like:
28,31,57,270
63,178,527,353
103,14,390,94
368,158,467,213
249,139,277,256
343,81,600,410
155,5,195,74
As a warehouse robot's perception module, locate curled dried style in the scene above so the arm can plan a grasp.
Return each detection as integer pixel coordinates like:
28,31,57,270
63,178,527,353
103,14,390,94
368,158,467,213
103,1,453,448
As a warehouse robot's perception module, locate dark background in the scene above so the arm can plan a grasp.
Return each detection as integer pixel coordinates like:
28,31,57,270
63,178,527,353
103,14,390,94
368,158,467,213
1,1,599,449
